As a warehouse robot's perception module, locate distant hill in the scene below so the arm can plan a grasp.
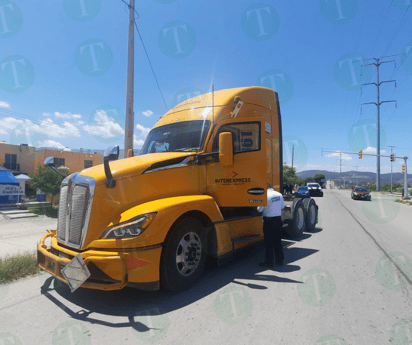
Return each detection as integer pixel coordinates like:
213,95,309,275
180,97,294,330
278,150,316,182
297,170,412,183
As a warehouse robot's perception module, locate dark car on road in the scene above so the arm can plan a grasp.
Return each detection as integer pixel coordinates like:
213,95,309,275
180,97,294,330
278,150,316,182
307,183,323,197
295,186,310,198
351,187,371,201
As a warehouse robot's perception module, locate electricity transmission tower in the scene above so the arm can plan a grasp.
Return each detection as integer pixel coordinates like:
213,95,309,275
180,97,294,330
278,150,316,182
360,54,400,192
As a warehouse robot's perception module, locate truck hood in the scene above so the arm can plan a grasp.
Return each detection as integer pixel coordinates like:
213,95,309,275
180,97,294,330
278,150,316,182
79,152,194,185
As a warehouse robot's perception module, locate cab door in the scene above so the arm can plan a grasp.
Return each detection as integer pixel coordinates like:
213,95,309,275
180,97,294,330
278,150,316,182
206,118,267,208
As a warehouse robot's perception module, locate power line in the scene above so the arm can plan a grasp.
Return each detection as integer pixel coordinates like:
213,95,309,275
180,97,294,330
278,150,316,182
347,2,409,134
368,0,395,57
377,3,412,117
382,3,412,57
134,20,168,111
337,1,369,149
119,0,139,18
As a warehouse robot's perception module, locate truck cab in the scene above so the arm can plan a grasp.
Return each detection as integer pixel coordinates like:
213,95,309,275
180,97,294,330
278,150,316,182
37,86,318,292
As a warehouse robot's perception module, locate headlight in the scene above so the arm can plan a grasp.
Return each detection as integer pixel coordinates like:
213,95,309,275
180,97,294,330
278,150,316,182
102,213,156,239
353,192,358,195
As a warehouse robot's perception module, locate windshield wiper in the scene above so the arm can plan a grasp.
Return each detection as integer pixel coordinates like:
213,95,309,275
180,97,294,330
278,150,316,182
173,148,199,152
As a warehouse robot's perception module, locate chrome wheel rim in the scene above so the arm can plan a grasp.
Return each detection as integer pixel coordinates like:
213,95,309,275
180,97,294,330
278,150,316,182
175,232,202,277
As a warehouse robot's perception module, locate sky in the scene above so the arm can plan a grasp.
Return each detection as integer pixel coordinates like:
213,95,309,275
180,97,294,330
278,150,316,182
0,0,412,174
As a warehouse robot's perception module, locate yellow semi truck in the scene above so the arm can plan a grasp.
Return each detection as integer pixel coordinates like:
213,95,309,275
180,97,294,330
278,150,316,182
37,86,318,292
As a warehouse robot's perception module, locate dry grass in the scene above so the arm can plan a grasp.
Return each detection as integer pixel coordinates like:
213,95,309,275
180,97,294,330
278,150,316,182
395,199,412,206
0,252,40,284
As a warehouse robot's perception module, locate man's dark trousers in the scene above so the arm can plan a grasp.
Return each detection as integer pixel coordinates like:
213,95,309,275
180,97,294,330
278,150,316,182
263,216,284,264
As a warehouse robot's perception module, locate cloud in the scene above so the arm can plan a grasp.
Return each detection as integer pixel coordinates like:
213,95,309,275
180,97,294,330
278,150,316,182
363,147,386,155
142,110,153,117
37,140,65,150
83,110,124,138
133,135,145,148
54,112,82,120
325,151,353,161
0,101,10,108
0,116,80,138
2,117,23,131
133,124,151,148
42,112,51,117
136,123,151,137
40,118,81,138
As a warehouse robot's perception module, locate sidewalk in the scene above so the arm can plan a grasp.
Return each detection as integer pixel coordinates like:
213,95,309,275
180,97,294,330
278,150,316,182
0,215,57,258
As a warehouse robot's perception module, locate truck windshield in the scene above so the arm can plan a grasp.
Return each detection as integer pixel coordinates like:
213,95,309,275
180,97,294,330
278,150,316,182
140,120,211,154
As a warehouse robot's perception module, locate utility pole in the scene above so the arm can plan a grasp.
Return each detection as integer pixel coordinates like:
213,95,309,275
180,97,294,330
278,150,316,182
388,145,395,193
124,0,135,158
361,54,400,192
403,157,409,200
339,152,342,189
291,144,294,169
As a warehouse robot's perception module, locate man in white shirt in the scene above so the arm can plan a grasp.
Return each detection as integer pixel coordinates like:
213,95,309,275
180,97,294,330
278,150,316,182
257,187,285,267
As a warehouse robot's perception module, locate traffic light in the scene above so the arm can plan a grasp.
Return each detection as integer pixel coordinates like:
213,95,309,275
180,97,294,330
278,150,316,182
390,154,395,162
359,150,363,159
402,164,406,173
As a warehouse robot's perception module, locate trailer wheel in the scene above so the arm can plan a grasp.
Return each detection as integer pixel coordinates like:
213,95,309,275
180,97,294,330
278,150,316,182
286,200,306,238
306,199,317,232
161,218,207,292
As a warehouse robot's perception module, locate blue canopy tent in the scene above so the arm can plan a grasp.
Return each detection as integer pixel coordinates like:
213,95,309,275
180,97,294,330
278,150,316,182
0,171,19,185
0,171,23,204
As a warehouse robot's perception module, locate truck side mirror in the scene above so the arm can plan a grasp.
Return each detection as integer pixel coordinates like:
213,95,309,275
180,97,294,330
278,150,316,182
104,146,119,161
103,145,119,188
44,157,55,167
219,132,234,167
43,157,67,178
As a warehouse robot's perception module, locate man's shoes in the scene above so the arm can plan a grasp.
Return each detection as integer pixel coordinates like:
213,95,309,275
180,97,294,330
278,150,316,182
258,261,274,268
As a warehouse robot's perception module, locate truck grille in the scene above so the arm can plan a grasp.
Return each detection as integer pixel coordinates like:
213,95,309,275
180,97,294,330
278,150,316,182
57,173,95,248
57,185,68,241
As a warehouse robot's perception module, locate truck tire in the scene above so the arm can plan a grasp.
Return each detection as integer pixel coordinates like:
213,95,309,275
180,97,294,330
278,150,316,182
161,218,207,292
286,200,306,238
306,199,317,232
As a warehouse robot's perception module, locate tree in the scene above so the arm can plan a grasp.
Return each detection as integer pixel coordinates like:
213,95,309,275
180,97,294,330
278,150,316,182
283,165,300,186
314,173,325,179
29,165,70,206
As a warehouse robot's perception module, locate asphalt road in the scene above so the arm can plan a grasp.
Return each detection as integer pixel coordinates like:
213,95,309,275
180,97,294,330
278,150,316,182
0,215,57,258
1,189,412,345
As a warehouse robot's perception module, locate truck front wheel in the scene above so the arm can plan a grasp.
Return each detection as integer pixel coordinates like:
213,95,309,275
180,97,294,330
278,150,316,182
161,218,207,292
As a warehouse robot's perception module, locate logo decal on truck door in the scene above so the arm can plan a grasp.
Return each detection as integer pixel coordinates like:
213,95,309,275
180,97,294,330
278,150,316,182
215,171,251,185
225,171,238,179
